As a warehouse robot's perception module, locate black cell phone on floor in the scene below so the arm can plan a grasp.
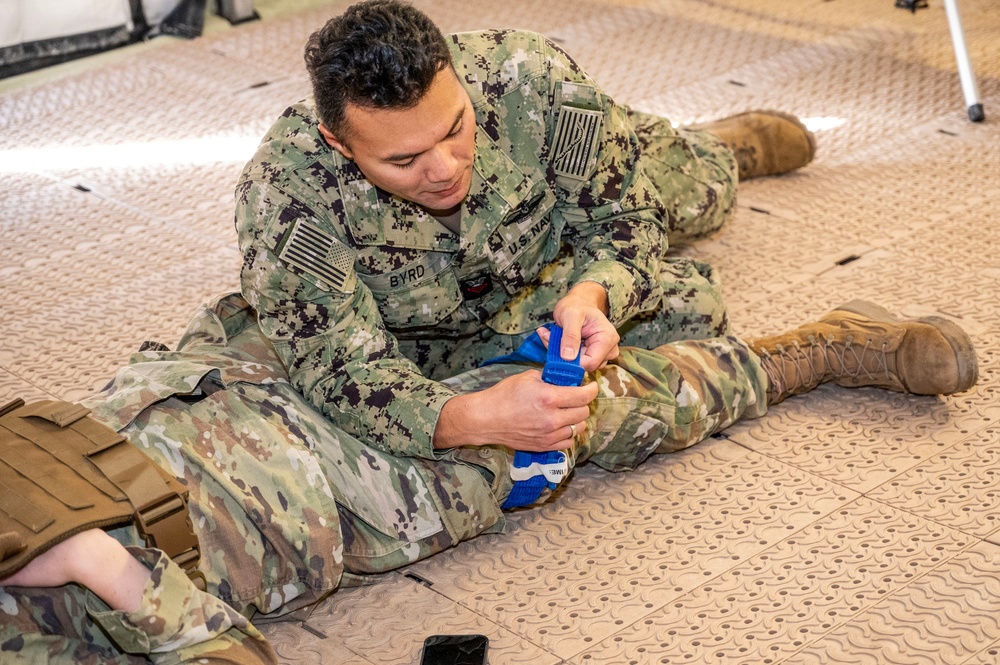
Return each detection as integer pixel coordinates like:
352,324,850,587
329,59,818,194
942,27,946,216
419,634,489,665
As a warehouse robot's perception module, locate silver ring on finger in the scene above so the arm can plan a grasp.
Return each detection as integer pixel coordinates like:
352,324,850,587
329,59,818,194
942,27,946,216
570,423,577,438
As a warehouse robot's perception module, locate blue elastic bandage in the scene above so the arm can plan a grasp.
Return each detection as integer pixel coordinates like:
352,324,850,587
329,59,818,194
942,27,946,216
540,325,586,387
503,450,570,508
484,324,582,509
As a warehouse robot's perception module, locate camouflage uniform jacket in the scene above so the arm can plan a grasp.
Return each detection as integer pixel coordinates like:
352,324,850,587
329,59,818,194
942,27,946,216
236,29,667,461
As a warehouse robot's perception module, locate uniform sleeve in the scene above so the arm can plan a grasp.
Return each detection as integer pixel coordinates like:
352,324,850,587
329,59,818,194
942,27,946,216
87,547,260,658
541,37,668,327
235,180,457,460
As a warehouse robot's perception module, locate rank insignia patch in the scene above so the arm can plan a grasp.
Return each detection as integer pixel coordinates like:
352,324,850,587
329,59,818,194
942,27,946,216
278,220,355,292
551,105,603,180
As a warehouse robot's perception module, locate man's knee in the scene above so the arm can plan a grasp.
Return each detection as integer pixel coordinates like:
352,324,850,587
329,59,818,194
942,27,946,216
631,111,738,245
618,257,729,347
337,449,508,575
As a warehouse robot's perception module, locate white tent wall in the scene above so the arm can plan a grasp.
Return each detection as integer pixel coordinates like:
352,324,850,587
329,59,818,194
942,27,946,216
0,0,133,49
0,0,200,78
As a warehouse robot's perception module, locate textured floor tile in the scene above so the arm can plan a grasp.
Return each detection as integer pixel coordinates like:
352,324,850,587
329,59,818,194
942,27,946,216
1,174,240,399
675,201,875,314
2,0,999,663
672,0,1000,61
720,148,1000,322
704,137,1000,322
136,37,296,93
0,368,59,404
545,5,805,104
0,47,303,154
1,85,308,245
788,540,1000,665
962,643,1000,665
10,76,313,244
272,573,560,665
416,0,614,35
260,620,376,665
867,425,1000,538
455,454,856,657
404,438,751,600
196,2,348,80
740,111,1000,211
575,497,973,665
639,27,996,163
54,162,249,247
0,60,159,140
723,225,1000,362
722,383,974,493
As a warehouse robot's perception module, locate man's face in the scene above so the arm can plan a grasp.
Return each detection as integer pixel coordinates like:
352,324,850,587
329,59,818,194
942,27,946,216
321,66,476,216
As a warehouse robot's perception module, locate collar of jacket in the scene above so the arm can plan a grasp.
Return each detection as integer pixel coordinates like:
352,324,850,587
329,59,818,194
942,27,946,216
333,103,544,256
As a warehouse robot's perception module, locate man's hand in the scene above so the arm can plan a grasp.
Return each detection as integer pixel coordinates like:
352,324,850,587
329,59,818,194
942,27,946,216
549,281,620,371
434,370,597,451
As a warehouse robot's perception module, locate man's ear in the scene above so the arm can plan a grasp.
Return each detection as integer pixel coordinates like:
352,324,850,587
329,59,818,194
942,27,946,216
319,124,353,159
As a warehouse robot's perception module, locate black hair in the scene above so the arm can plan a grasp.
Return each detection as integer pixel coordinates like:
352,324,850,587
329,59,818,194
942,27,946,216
304,0,452,140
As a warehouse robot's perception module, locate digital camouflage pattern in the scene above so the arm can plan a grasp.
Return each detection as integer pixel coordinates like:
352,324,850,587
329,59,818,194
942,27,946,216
235,29,738,463
628,108,737,245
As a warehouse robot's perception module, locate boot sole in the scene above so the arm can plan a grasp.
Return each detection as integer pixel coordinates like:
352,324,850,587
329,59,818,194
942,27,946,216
831,300,979,393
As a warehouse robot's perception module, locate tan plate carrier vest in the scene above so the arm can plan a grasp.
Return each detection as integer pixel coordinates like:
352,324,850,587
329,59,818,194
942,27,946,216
0,399,203,588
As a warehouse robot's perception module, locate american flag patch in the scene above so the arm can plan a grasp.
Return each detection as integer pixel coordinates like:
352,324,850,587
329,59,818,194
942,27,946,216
551,106,603,179
278,220,355,292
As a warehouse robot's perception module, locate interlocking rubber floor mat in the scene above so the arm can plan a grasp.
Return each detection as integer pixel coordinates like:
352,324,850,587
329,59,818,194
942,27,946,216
1,0,998,663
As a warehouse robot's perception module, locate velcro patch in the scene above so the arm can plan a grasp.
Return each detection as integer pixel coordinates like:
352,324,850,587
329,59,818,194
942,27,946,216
278,221,355,292
551,105,603,180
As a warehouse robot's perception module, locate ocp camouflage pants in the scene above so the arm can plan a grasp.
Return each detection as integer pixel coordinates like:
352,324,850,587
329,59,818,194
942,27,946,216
0,295,768,664
343,331,768,574
0,546,274,665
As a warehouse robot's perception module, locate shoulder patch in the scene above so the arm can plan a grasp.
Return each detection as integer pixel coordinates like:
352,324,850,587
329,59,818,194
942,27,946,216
551,105,604,180
278,220,355,292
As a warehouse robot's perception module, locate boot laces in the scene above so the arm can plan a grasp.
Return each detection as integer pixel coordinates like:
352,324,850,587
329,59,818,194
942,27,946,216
822,333,890,381
762,333,890,400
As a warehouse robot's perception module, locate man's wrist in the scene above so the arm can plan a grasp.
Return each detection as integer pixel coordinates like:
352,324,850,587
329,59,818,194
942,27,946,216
567,281,610,316
433,392,480,449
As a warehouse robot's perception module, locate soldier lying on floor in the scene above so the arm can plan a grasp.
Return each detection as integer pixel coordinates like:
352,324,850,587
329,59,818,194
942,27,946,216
0,1,979,662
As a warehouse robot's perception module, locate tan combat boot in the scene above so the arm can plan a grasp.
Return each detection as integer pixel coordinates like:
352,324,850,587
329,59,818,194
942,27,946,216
692,110,817,179
749,301,978,405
